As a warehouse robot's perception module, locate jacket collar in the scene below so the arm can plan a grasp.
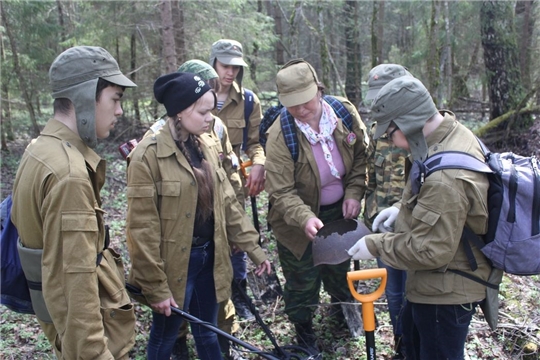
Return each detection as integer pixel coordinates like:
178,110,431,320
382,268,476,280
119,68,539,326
155,119,178,158
42,118,102,172
426,110,457,149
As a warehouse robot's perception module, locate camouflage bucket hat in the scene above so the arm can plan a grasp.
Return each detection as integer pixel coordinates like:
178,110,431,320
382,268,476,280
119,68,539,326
365,64,413,102
178,59,218,81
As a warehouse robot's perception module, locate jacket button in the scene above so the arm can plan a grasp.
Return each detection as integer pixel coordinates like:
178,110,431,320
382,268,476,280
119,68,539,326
177,278,182,283
186,213,191,218
181,247,187,252
110,310,116,318
191,181,195,186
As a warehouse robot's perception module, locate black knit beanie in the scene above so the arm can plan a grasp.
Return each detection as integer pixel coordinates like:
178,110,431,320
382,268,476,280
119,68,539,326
153,72,212,116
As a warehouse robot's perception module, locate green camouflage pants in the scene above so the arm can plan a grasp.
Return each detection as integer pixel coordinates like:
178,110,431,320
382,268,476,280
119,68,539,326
277,201,352,324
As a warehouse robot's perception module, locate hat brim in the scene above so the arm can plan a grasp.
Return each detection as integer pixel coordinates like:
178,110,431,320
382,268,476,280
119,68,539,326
216,56,248,67
373,120,392,139
278,83,318,108
102,73,137,88
364,86,382,102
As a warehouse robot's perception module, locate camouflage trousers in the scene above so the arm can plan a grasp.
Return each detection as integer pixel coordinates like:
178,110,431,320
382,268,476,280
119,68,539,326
277,201,352,324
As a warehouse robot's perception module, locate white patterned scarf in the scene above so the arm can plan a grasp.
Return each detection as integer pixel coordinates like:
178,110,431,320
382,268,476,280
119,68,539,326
295,100,341,179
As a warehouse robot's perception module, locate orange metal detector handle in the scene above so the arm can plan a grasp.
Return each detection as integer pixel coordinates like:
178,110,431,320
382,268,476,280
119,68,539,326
240,160,253,180
347,268,387,332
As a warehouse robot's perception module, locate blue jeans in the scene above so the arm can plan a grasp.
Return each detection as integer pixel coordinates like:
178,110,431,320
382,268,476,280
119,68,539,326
402,301,478,360
377,258,406,336
147,241,222,360
231,250,247,281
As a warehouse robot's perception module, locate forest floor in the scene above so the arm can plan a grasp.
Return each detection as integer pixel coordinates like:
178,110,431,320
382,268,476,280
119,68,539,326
1,113,539,360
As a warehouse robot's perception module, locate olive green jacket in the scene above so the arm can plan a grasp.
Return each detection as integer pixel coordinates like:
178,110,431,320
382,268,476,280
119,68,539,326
264,96,369,260
365,112,491,305
11,119,135,360
126,120,266,307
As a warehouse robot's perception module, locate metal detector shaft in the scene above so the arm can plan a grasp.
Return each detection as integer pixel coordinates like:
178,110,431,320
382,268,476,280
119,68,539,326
347,268,387,360
170,306,280,360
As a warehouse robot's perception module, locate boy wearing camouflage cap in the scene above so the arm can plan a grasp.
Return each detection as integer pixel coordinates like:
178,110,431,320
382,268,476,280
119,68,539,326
349,76,490,359
11,46,137,359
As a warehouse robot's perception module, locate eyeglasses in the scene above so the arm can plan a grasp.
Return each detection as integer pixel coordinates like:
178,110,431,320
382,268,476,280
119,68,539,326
387,126,400,139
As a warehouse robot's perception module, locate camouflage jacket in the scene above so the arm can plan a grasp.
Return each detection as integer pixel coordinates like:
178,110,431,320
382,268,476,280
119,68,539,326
363,123,408,229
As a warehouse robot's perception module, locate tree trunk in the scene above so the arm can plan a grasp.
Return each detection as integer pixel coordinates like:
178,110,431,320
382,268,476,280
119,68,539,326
1,32,13,150
268,0,285,65
172,0,186,65
480,0,525,126
376,0,385,64
1,2,40,137
130,28,140,137
438,1,451,107
371,1,378,67
159,0,177,73
56,0,66,44
427,0,441,98
516,0,534,92
344,0,362,106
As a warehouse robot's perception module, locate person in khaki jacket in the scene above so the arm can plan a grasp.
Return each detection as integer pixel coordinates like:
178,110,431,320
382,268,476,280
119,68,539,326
264,59,369,354
209,39,266,321
348,76,490,360
11,46,137,359
126,72,271,360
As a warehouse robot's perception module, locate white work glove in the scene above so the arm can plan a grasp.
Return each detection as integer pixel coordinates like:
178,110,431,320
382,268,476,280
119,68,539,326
347,236,375,261
372,206,399,233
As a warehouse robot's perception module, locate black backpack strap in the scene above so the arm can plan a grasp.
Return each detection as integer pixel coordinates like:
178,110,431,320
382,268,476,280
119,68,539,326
242,88,254,151
448,226,498,289
448,269,499,290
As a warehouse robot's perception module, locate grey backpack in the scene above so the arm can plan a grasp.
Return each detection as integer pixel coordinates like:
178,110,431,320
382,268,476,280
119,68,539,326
413,138,540,276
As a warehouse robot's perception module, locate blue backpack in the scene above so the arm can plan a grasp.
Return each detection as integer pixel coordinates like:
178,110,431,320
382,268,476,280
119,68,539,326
241,88,254,151
0,195,34,314
412,139,540,277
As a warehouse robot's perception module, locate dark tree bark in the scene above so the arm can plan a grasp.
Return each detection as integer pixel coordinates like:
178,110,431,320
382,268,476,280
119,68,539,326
427,0,441,97
130,27,140,136
159,0,177,73
1,2,40,137
516,0,535,92
172,0,186,64
56,0,66,44
267,0,285,65
480,0,525,125
344,0,362,106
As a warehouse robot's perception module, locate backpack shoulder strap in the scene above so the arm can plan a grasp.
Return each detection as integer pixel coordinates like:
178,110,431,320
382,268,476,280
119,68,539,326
242,88,254,151
323,95,353,131
424,151,493,177
279,107,300,162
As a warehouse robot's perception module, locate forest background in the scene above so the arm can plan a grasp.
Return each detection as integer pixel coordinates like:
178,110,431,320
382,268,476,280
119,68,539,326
1,1,539,359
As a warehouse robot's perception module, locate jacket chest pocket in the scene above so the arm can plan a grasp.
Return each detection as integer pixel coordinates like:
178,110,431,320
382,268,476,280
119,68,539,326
157,181,181,219
225,118,245,146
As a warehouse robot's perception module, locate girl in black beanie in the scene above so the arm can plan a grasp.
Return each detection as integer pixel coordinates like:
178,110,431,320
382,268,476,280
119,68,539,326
126,72,271,360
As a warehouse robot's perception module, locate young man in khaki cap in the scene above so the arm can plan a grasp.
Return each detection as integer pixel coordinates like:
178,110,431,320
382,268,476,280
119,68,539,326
349,76,490,360
209,39,266,321
11,46,137,359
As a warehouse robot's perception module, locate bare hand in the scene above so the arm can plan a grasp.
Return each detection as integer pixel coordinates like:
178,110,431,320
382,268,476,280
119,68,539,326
150,296,178,317
304,217,324,240
342,199,361,219
254,260,272,276
245,164,265,196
